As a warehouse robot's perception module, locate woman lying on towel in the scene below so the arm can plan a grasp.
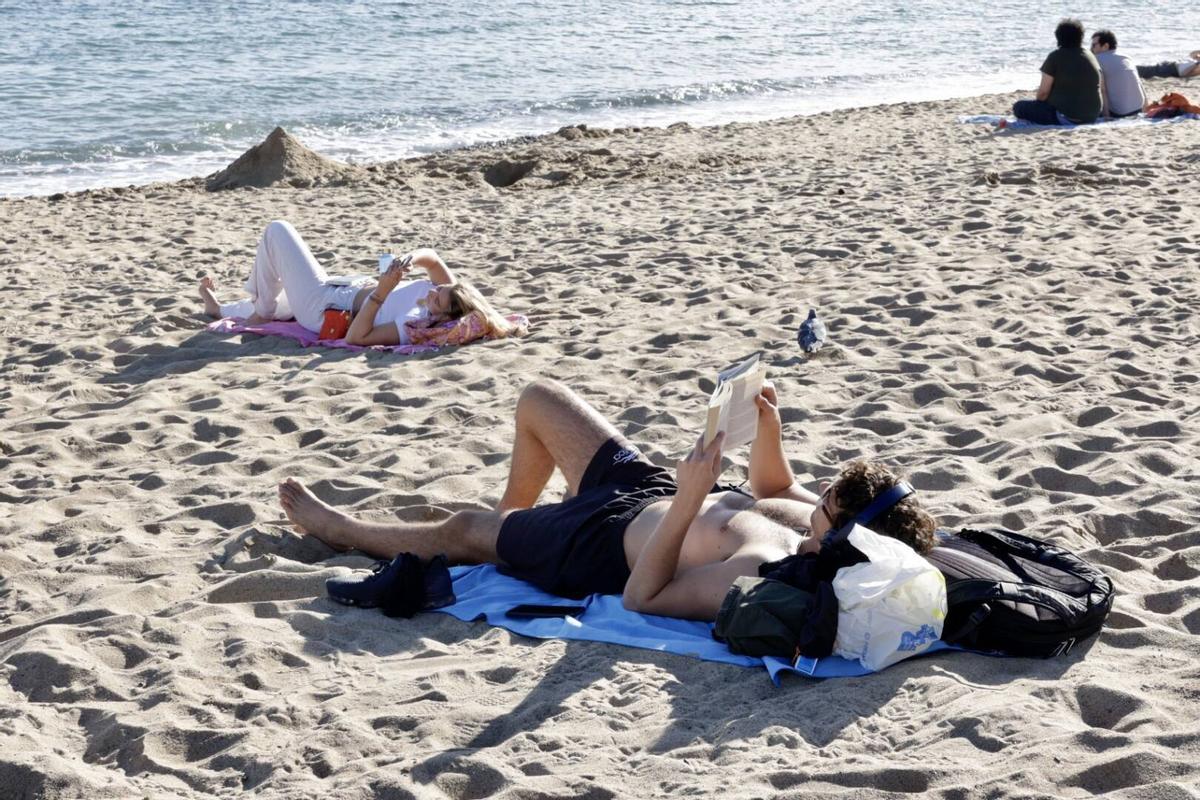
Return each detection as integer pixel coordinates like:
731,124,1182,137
199,220,521,346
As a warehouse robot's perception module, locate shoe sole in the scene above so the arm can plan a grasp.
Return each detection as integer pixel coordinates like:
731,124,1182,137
327,593,380,609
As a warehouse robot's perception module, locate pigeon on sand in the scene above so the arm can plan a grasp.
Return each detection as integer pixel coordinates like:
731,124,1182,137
797,308,827,353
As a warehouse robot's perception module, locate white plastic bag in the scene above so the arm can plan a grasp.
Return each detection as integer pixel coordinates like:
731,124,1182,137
832,524,947,671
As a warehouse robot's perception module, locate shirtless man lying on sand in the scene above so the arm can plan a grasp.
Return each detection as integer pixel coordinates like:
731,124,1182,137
279,379,936,621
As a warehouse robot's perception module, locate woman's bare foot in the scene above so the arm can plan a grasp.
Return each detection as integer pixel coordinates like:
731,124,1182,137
198,276,222,318
278,478,357,551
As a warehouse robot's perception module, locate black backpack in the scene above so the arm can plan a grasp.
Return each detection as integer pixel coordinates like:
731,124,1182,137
927,528,1115,658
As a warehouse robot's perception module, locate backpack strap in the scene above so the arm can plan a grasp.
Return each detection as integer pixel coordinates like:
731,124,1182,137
942,602,992,643
957,528,1113,597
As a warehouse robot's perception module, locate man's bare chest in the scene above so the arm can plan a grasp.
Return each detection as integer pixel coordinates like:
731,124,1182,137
687,493,806,561
625,492,810,568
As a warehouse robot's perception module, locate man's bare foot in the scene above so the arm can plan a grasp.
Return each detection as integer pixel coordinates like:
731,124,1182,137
198,276,222,318
278,478,357,551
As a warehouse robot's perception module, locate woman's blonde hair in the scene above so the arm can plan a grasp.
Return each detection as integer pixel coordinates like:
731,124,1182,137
444,280,524,339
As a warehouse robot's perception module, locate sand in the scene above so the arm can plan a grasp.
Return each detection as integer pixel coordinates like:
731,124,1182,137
2,86,1199,799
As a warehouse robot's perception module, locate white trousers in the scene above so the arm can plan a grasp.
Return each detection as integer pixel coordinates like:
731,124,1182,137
219,220,360,332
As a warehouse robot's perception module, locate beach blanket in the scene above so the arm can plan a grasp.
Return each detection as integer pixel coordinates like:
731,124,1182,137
206,313,529,354
436,564,951,684
959,113,1200,131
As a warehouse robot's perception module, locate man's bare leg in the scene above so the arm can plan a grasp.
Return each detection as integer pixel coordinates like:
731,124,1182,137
280,380,623,557
279,478,503,563
495,379,624,512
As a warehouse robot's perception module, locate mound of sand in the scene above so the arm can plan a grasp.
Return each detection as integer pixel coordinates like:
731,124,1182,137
205,126,366,191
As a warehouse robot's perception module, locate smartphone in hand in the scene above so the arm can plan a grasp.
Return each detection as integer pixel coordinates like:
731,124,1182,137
378,253,413,274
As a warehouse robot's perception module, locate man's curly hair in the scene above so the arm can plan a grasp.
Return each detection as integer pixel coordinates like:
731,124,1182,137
830,460,937,554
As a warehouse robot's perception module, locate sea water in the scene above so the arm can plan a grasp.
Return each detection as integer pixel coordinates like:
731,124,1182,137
1,0,1196,197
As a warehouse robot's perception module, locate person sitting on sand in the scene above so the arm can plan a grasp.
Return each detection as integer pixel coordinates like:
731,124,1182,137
1137,50,1200,80
199,220,520,346
277,379,936,621
1012,19,1102,126
1090,30,1147,118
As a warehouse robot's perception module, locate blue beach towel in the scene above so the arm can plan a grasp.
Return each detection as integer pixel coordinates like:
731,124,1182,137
435,564,949,684
959,113,1200,131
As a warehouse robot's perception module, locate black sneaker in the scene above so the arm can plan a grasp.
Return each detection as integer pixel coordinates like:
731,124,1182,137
325,553,455,618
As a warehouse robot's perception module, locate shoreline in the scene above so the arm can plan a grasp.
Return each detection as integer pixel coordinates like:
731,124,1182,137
0,85,1042,200
2,76,1199,798
7,76,1195,201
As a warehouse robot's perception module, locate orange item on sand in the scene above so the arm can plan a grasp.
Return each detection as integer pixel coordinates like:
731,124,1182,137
1146,92,1200,118
318,309,351,340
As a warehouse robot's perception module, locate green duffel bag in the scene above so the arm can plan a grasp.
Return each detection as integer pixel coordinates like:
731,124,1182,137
713,576,816,658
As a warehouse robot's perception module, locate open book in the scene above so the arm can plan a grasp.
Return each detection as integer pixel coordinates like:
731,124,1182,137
703,353,767,449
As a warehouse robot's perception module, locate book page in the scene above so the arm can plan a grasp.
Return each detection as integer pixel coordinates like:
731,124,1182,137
703,353,766,448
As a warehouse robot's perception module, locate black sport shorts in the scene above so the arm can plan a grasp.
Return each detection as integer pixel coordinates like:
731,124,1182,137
496,437,677,598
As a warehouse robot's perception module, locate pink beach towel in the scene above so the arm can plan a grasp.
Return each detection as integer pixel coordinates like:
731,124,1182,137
206,312,529,354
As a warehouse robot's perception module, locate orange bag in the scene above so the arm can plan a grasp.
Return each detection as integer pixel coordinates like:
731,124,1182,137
318,309,351,340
